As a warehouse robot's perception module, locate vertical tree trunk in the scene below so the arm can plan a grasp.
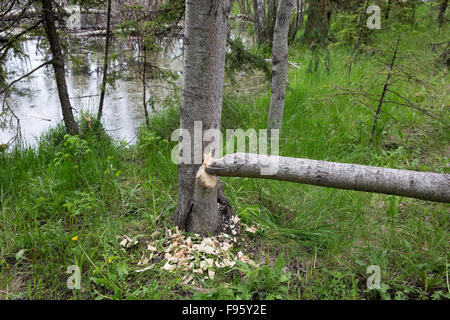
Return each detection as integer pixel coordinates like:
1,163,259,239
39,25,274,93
253,0,264,44
267,0,294,131
172,0,231,233
41,0,78,135
142,47,150,127
289,0,301,43
299,0,304,28
97,0,112,120
385,0,392,20
438,0,448,27
264,0,279,47
187,156,221,234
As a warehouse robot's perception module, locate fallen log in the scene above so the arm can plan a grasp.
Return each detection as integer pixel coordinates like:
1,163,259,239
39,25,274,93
70,29,107,37
2,7,104,21
204,153,450,203
2,8,38,20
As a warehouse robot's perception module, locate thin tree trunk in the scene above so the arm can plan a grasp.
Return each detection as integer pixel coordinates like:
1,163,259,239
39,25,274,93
370,36,400,142
41,0,78,135
172,0,231,233
253,0,263,44
299,0,303,28
265,0,278,46
142,47,150,127
289,0,301,43
438,0,448,27
385,0,392,20
205,153,450,203
267,0,295,131
97,0,112,120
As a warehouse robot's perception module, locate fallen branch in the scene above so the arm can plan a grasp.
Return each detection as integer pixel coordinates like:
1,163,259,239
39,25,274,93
264,58,301,69
30,114,51,121
70,29,107,37
205,153,450,203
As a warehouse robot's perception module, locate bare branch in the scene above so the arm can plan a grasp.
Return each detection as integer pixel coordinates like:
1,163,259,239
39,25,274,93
0,60,53,96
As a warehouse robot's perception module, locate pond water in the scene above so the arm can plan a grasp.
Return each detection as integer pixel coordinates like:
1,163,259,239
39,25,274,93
1,33,267,147
1,37,184,146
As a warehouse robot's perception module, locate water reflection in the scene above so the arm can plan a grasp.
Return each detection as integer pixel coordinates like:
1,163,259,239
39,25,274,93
1,34,267,147
1,37,183,146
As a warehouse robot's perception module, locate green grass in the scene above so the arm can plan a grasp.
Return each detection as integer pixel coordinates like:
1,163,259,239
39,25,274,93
0,5,449,300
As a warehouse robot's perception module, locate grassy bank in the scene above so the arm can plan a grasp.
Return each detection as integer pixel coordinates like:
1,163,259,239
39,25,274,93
0,7,449,299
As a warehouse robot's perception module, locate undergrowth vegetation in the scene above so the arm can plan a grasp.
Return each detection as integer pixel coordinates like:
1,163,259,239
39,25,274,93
0,3,449,300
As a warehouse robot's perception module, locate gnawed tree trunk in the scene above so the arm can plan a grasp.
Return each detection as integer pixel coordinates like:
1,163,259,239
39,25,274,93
172,0,232,234
41,0,78,135
205,153,450,203
186,155,221,233
267,0,295,131
438,0,448,27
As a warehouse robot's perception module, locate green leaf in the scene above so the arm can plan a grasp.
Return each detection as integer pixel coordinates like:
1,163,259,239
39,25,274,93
15,249,26,261
117,262,129,279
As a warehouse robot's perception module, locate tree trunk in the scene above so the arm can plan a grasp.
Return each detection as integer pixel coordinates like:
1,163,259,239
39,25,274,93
172,0,231,233
97,0,112,120
142,46,150,127
41,0,78,135
264,0,278,46
303,0,331,45
385,0,392,20
253,0,264,44
438,0,448,27
186,156,221,234
299,0,304,28
205,153,450,203
289,0,301,43
267,0,294,131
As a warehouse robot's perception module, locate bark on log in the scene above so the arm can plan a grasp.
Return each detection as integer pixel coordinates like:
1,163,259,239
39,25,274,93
205,153,450,203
